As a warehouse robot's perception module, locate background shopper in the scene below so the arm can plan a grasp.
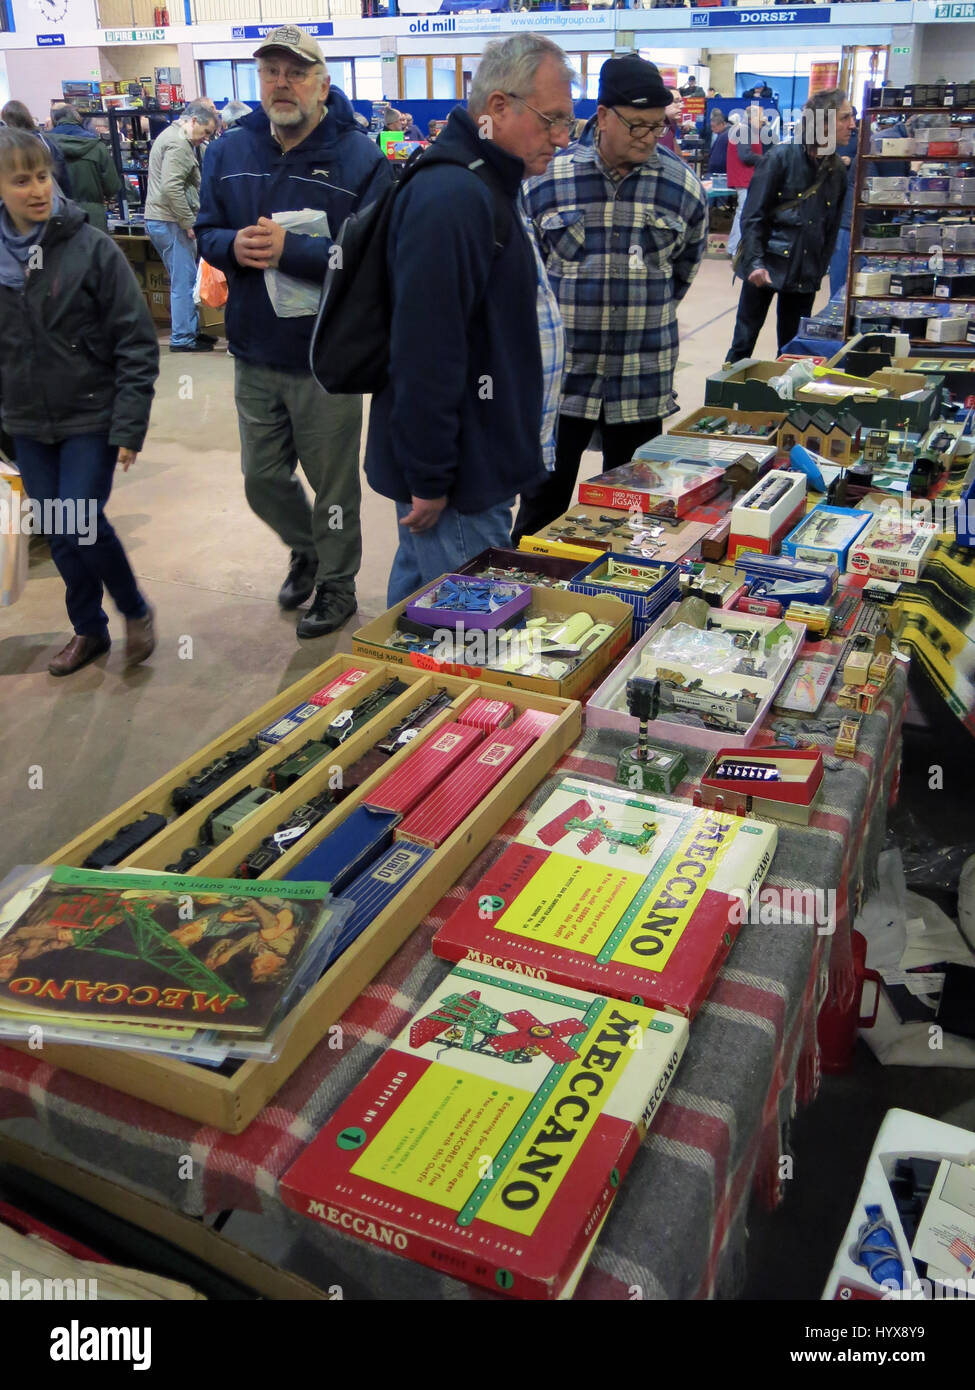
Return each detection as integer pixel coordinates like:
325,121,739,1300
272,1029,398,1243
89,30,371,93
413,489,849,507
144,100,218,352
197,26,392,638
727,88,851,363
365,34,575,606
513,54,706,543
48,103,122,233
0,129,158,676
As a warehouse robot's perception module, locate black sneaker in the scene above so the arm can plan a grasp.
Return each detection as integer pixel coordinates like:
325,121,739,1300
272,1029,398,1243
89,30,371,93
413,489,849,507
169,338,216,353
296,586,356,639
278,551,317,610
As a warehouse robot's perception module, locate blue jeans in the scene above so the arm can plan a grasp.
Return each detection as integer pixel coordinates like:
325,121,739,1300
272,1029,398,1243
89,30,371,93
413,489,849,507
146,219,198,346
829,226,851,299
387,500,514,607
13,434,148,638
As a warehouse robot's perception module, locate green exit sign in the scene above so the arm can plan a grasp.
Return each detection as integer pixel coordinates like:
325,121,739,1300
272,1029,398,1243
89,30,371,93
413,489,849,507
892,45,911,54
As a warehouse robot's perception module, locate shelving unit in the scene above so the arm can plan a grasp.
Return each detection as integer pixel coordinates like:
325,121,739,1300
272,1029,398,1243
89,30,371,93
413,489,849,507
844,95,975,358
106,107,183,226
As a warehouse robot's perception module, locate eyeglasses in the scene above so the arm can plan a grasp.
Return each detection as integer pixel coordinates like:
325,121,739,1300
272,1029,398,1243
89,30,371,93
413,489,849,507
504,93,574,137
259,63,318,86
611,109,667,139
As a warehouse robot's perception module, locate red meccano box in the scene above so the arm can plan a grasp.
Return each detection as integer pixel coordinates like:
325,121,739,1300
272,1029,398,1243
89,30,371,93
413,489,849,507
397,709,558,849
364,721,485,818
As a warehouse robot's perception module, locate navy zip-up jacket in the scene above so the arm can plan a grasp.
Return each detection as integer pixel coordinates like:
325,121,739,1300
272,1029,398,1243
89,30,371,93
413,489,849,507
196,88,392,371
365,106,545,514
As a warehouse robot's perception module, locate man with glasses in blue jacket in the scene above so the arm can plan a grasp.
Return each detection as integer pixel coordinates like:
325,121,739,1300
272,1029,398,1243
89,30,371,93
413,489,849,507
513,55,707,543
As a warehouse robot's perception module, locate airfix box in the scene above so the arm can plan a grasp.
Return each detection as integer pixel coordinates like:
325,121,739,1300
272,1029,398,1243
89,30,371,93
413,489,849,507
364,721,485,817
281,960,689,1300
847,513,938,581
308,668,371,708
780,504,875,569
397,709,559,849
728,469,807,562
432,776,777,1018
578,459,725,518
283,804,400,894
694,747,823,825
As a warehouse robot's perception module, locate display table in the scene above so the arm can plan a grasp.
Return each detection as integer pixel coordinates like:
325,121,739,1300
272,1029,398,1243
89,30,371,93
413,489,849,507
0,660,904,1300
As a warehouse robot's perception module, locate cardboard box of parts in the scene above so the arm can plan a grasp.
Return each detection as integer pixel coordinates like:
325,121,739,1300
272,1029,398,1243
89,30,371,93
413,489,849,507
18,656,581,1132
705,359,941,431
352,583,633,700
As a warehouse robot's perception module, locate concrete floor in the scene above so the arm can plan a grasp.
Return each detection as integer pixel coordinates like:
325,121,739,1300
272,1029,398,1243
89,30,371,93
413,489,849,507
1,255,815,877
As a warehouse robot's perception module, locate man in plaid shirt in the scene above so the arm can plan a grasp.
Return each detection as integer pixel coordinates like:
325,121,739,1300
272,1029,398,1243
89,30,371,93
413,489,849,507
513,55,707,542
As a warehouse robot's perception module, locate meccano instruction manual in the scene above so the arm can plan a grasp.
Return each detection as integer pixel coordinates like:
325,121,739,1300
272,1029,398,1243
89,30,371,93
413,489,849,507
281,960,689,1298
432,777,777,1017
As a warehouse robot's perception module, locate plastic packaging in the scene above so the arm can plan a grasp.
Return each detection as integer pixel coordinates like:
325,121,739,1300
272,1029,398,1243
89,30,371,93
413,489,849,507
264,208,330,318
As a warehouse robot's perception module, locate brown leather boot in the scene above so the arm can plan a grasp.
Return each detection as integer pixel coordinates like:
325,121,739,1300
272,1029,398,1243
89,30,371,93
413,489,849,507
125,605,156,667
48,633,111,677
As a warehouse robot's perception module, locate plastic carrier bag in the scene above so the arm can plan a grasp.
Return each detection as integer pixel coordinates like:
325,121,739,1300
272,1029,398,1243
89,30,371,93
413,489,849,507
264,208,330,319
0,466,28,608
194,258,228,309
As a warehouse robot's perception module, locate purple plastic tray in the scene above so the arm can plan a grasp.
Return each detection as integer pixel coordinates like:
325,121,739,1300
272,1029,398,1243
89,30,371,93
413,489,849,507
404,574,532,632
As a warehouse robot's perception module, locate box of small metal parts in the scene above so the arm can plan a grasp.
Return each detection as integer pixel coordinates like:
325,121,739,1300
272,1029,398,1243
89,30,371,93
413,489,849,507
454,547,588,586
667,407,787,449
352,581,633,700
586,601,804,750
781,504,876,569
521,505,714,565
728,469,807,562
28,657,582,1132
568,553,681,638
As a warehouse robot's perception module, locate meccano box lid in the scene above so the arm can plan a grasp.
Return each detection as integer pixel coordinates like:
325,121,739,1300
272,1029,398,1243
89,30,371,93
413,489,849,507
280,959,689,1300
432,776,777,1019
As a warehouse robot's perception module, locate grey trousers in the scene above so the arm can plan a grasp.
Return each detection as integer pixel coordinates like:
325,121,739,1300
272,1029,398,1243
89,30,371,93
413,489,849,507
234,359,363,594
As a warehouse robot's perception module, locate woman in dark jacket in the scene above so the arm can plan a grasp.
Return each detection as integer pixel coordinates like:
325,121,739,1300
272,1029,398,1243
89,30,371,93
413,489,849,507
727,89,852,363
0,128,159,675
48,103,122,233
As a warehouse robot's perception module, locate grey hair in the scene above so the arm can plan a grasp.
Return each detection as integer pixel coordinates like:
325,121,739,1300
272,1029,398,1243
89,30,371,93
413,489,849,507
182,99,219,126
468,34,576,117
221,99,251,127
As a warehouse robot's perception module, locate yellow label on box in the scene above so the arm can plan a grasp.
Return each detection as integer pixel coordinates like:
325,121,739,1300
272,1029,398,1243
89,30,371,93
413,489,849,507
496,856,645,956
352,1065,531,1213
477,1025,636,1236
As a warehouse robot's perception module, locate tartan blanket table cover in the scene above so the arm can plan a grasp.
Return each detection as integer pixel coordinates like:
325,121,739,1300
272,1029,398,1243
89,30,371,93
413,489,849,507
0,668,904,1300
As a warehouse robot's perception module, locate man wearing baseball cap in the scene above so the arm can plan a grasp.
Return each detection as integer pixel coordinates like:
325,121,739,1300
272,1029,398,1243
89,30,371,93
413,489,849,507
197,27,392,638
513,54,707,543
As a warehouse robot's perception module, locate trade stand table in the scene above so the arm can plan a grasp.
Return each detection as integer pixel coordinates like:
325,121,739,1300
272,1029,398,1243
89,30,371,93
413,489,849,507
0,661,904,1300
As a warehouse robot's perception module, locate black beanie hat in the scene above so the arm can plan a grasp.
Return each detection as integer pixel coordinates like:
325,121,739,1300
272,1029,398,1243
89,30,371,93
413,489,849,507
598,55,673,110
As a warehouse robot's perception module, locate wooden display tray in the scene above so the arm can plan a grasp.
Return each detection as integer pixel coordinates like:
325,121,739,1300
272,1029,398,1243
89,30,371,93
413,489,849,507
15,655,582,1133
668,407,787,448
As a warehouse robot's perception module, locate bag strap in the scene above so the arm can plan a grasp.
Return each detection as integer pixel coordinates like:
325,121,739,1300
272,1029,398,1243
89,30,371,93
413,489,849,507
775,156,833,217
399,149,512,256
